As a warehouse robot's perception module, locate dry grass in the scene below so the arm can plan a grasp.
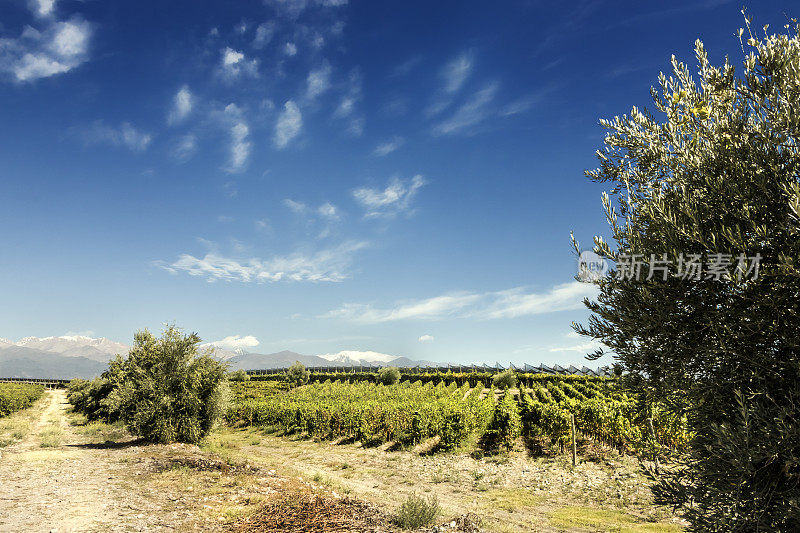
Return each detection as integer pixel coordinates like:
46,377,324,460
196,426,684,532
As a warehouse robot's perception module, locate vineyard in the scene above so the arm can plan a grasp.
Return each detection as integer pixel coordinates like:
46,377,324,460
0,383,45,418
227,373,690,456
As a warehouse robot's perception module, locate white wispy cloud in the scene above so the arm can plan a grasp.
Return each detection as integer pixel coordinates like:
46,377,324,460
332,69,363,136
265,0,308,19
228,122,250,172
389,56,422,78
499,90,549,117
424,53,473,117
479,282,598,319
418,334,434,343
442,53,473,93
30,0,56,18
252,21,276,49
157,241,369,283
352,175,426,218
219,47,258,80
284,198,308,214
284,42,298,56
168,85,193,124
373,136,404,156
274,100,302,148
1,16,92,82
205,335,260,350
317,202,339,220
322,293,483,323
306,61,332,100
322,281,598,323
334,97,354,117
223,104,251,173
549,332,604,354
284,199,341,223
265,0,348,20
549,341,603,353
172,134,197,161
79,120,152,151
432,82,499,136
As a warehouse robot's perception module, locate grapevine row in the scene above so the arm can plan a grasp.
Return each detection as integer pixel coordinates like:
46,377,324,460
0,383,45,418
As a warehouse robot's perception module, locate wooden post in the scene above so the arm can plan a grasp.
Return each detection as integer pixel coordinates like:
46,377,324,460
647,417,660,476
570,413,577,467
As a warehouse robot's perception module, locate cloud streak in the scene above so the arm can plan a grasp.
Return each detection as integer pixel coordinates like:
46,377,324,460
442,53,472,93
432,82,499,136
322,281,598,323
79,120,152,151
158,241,369,283
352,175,426,218
373,136,404,156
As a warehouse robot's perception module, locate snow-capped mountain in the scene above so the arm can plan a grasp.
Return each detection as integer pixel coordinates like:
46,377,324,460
318,350,400,366
9,335,129,362
200,345,250,360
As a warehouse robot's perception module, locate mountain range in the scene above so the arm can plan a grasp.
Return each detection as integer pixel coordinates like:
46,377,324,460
0,336,437,379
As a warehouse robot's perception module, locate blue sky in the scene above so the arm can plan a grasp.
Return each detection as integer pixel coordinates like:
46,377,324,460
0,0,794,365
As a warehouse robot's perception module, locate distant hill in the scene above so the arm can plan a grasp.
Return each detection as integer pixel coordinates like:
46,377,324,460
0,345,107,379
227,350,331,370
0,336,439,378
226,349,437,370
0,335,128,379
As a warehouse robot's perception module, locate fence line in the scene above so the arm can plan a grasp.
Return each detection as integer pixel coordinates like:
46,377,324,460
243,364,612,377
0,377,71,389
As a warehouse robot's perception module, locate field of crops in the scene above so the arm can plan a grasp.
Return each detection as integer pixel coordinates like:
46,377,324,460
0,383,45,418
227,374,689,455
228,380,494,450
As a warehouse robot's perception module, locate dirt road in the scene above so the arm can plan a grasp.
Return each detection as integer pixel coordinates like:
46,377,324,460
0,390,166,532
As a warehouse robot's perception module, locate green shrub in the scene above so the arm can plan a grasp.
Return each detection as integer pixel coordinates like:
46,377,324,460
286,361,309,387
492,369,517,390
378,367,401,385
71,325,229,444
393,492,440,529
228,369,250,382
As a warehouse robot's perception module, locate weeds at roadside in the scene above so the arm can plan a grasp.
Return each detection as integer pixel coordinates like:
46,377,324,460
393,492,440,529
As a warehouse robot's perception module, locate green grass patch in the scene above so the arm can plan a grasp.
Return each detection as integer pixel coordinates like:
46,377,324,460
482,488,544,512
39,425,63,448
550,506,682,532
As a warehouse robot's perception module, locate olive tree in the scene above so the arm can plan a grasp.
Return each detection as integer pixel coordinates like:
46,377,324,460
379,366,401,385
107,326,228,444
286,361,310,386
575,19,800,530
